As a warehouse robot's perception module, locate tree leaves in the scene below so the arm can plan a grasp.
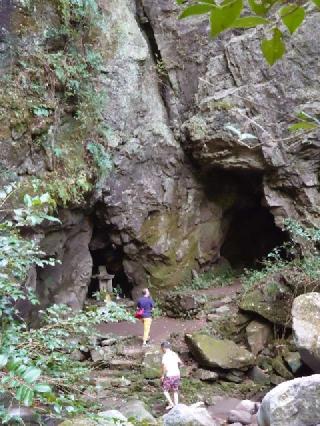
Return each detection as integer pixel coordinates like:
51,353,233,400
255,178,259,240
248,0,275,16
231,16,269,28
289,111,320,131
0,354,8,368
34,384,52,393
288,121,318,131
261,28,286,65
210,0,243,36
179,3,214,19
280,5,305,34
22,367,42,384
16,385,34,407
176,0,310,65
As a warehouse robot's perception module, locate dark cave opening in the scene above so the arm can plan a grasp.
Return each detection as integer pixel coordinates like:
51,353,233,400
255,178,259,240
221,205,286,269
88,244,133,300
203,169,288,270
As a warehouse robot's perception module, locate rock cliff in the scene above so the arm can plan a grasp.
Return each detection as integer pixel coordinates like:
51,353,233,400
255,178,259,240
1,0,319,308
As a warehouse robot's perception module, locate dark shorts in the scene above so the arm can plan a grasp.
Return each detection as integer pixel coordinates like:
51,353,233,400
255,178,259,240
162,376,180,392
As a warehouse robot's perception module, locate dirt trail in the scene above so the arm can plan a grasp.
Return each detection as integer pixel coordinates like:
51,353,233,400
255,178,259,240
98,283,241,343
96,283,259,425
98,317,206,343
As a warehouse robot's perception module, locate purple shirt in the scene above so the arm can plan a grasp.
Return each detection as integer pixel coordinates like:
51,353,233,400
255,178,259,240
137,296,154,318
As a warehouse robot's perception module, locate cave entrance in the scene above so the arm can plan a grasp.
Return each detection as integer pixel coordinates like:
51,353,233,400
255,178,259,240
204,170,287,270
88,245,133,300
221,205,286,269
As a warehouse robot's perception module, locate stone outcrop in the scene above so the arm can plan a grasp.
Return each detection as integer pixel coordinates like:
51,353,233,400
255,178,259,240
2,0,320,306
292,292,320,372
94,0,226,294
36,210,93,310
257,374,320,426
141,3,320,229
239,281,292,326
163,403,217,426
246,320,272,355
185,333,255,370
120,400,157,425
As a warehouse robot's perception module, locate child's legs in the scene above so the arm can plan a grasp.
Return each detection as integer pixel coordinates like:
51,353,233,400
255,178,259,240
163,391,174,406
143,317,152,343
173,391,179,405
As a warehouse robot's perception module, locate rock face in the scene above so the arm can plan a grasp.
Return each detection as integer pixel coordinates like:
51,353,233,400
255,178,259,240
2,0,320,305
163,403,217,426
185,333,255,370
257,374,320,426
142,2,320,229
95,0,225,294
246,320,272,355
36,211,93,310
162,292,206,318
240,283,292,326
292,292,320,372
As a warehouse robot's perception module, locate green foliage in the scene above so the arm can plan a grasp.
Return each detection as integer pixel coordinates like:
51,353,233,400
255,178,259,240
210,0,243,37
0,188,59,323
0,185,133,423
31,173,92,207
176,0,315,65
176,265,236,292
280,5,305,34
241,220,320,293
261,28,286,66
0,303,132,423
4,0,108,208
289,111,320,132
87,142,113,181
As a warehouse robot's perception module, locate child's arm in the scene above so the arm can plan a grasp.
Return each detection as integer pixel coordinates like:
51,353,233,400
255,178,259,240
161,363,167,381
178,355,184,367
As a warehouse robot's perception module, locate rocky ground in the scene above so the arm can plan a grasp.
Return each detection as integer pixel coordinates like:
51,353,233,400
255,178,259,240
56,282,315,425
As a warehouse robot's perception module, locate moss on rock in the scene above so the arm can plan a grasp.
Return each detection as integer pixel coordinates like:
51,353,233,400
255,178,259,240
185,333,255,370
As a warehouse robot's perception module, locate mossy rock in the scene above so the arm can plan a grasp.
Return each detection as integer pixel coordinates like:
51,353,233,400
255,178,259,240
142,349,162,379
240,286,292,326
271,356,294,380
185,333,255,370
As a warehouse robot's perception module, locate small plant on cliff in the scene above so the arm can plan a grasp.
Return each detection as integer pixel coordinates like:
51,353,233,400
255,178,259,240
5,0,108,208
176,265,236,292
176,0,319,65
87,142,113,181
241,219,320,293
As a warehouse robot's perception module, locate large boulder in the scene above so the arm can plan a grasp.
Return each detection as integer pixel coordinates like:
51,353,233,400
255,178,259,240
36,210,93,311
257,374,320,426
292,292,320,372
185,333,255,370
162,292,206,318
163,403,217,426
142,347,162,379
246,320,272,355
240,284,292,326
120,400,157,425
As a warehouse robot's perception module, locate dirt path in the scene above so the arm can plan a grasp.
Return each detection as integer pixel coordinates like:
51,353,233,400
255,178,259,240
98,283,241,343
98,317,206,343
96,283,259,425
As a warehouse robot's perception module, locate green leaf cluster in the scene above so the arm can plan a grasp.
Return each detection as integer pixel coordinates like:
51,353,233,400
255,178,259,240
176,0,318,65
0,182,134,423
3,0,107,209
87,142,113,181
288,111,319,132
